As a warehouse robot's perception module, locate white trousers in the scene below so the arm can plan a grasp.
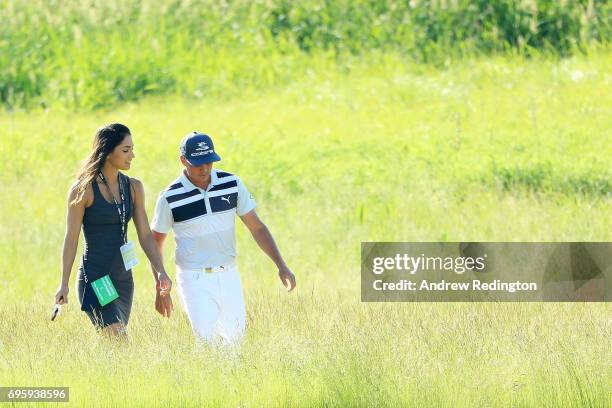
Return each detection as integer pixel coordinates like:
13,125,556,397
176,264,246,345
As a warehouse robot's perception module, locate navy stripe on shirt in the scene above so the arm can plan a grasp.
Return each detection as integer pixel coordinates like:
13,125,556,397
209,192,238,213
166,188,201,203
209,180,237,192
171,199,207,222
216,171,233,178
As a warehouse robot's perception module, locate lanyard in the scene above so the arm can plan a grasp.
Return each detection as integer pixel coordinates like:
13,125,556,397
99,172,127,243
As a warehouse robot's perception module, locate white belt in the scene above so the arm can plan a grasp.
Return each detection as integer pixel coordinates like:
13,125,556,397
198,262,235,274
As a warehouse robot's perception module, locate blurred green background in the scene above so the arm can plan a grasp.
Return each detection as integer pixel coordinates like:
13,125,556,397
1,0,610,109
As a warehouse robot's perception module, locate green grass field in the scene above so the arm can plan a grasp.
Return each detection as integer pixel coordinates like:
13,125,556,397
1,52,611,406
2,0,610,110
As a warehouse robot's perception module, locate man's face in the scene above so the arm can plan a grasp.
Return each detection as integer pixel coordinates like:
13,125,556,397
180,156,213,183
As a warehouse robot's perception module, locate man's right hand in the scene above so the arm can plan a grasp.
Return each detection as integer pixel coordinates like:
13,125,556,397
157,271,172,296
55,284,69,305
155,288,174,318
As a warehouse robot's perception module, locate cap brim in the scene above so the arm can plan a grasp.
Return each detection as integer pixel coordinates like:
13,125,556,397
185,153,221,166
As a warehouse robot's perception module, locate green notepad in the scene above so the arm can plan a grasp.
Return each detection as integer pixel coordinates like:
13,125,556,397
91,275,119,306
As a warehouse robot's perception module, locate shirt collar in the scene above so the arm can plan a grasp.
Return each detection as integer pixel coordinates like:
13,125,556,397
210,168,219,186
180,168,219,191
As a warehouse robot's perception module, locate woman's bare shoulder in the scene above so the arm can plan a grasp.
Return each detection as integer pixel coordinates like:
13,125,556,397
128,176,144,188
68,180,94,208
127,177,146,203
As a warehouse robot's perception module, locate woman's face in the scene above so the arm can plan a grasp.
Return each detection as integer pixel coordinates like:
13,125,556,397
106,134,135,171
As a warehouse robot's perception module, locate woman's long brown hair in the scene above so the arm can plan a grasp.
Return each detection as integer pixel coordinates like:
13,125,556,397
70,123,131,206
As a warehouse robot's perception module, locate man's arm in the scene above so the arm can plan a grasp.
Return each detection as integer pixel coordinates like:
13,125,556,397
240,209,296,291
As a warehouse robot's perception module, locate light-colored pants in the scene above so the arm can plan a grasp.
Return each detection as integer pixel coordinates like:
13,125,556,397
176,264,246,345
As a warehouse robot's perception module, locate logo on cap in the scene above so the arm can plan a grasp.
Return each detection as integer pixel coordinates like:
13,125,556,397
180,132,221,165
196,142,210,151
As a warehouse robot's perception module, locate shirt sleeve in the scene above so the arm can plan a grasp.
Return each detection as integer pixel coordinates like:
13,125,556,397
151,192,173,233
236,176,256,216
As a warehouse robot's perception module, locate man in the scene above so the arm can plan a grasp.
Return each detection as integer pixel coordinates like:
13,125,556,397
150,132,296,344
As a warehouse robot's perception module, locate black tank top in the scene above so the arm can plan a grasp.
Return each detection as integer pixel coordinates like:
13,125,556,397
79,173,134,281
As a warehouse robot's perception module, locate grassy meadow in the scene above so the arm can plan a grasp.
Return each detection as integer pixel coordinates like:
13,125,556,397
1,52,611,407
1,0,612,406
2,0,610,109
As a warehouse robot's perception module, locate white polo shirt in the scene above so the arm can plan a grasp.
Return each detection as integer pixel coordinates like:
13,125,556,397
151,168,256,269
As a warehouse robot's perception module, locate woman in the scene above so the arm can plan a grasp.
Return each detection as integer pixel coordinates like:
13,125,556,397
54,123,173,337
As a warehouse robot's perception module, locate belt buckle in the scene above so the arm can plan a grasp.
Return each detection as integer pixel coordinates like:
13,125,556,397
203,265,227,274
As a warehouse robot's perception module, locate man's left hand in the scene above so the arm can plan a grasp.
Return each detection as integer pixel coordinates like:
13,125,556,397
278,266,296,292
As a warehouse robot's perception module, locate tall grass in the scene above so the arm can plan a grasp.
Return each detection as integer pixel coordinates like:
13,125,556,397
0,53,610,406
1,0,610,109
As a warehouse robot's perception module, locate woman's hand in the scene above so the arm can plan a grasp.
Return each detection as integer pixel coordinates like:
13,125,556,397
55,284,69,305
157,271,172,296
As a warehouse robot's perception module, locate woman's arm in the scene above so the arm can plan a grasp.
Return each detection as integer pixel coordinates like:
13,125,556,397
151,230,173,317
55,183,88,304
130,178,172,294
